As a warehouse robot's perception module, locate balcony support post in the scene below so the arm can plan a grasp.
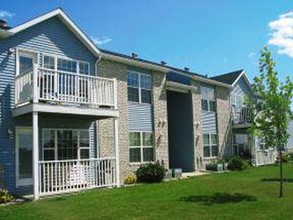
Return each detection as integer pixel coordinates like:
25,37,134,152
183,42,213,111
114,118,120,187
33,64,39,103
33,111,39,200
113,78,118,109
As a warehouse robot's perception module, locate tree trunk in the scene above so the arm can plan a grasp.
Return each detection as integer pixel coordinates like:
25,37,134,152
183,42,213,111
279,149,283,198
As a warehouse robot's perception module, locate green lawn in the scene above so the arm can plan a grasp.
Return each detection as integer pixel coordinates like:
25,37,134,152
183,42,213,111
1,164,293,220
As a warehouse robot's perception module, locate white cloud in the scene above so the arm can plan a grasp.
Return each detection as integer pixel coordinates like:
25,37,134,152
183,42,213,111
91,36,112,46
0,10,15,19
268,10,293,57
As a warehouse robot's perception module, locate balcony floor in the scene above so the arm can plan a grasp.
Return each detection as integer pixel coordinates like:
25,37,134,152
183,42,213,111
13,102,119,118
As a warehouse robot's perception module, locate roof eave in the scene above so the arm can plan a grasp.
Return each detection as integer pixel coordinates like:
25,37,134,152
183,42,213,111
101,52,170,73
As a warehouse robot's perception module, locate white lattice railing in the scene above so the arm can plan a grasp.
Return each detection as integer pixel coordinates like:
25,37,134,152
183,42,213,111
38,158,117,196
15,65,117,108
255,149,277,166
233,107,252,124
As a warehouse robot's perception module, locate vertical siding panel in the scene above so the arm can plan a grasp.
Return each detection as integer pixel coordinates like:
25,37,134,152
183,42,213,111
128,102,153,132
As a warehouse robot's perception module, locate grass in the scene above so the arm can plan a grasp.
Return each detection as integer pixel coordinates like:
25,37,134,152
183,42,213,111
1,164,293,220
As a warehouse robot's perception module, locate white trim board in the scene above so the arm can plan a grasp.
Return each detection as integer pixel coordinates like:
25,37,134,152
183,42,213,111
13,103,119,118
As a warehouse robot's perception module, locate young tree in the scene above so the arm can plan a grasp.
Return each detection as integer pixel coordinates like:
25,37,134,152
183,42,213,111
250,47,293,198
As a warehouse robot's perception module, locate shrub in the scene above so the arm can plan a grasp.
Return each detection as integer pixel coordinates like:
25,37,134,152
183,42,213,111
136,162,166,183
0,188,13,204
124,174,137,185
228,157,250,171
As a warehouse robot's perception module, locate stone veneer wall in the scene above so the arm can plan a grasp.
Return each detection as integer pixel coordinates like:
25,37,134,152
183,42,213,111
216,86,232,159
96,59,169,183
190,81,204,169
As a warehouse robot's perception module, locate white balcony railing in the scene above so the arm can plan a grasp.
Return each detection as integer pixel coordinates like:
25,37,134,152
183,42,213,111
38,158,117,196
15,65,117,108
233,107,252,124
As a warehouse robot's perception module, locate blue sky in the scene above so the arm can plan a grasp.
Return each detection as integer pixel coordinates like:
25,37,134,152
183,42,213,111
1,0,293,81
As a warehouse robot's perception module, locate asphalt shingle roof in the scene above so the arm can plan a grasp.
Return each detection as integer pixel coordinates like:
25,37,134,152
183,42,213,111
210,70,243,85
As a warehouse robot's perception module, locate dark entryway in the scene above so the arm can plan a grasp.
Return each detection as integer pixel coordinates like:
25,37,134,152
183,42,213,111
167,91,194,172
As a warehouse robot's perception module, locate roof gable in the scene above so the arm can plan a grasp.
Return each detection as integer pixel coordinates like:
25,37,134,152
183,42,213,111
7,8,100,57
210,70,244,85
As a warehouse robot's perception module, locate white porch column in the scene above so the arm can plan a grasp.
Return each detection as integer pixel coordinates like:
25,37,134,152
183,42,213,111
33,64,39,104
114,118,120,187
33,111,39,200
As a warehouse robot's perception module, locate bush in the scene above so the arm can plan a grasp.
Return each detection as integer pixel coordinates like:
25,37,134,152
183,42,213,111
136,162,166,183
282,154,290,163
124,174,137,185
228,157,250,171
0,188,13,204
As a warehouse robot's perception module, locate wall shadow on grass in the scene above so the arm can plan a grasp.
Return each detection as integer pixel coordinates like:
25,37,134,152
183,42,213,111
179,192,257,205
261,178,293,183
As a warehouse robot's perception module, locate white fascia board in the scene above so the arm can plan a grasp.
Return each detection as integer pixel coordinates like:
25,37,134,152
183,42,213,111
231,70,245,87
101,52,170,73
13,103,119,118
8,9,100,56
231,70,253,92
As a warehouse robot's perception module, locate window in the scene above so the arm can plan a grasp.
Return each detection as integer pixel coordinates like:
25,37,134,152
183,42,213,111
129,132,154,163
127,71,152,104
57,58,77,73
43,55,55,70
42,129,90,161
43,55,90,75
203,133,218,158
259,137,266,150
201,86,216,112
232,95,244,111
79,62,89,75
19,56,33,74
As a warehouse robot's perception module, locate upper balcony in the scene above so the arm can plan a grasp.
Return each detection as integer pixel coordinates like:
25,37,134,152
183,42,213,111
232,107,252,128
13,65,118,118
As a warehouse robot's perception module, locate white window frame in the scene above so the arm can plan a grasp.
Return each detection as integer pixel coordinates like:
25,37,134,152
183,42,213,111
203,133,218,159
42,54,91,75
129,131,154,164
201,86,216,112
16,48,39,76
42,128,90,161
127,70,152,104
15,126,33,187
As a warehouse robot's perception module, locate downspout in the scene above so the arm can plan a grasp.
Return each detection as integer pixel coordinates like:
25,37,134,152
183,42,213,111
95,53,102,76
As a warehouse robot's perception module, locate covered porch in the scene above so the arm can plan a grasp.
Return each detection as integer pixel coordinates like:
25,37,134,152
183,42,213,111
14,113,120,199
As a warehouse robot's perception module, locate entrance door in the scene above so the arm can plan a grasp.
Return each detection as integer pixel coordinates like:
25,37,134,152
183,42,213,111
16,127,33,187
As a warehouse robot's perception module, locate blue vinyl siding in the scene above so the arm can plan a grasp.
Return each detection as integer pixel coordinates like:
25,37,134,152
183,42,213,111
128,102,153,132
201,112,217,134
0,16,98,193
232,77,252,97
231,76,253,122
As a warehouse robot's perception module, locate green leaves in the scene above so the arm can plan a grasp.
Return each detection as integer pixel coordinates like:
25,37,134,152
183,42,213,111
250,47,293,151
